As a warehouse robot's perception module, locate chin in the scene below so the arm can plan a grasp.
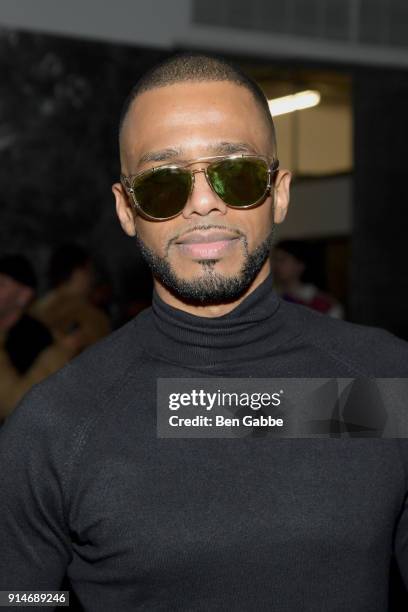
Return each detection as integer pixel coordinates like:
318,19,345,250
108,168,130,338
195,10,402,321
175,257,242,277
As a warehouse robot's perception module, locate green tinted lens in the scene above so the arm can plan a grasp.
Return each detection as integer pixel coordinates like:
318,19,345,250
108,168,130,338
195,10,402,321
207,158,269,207
133,168,192,219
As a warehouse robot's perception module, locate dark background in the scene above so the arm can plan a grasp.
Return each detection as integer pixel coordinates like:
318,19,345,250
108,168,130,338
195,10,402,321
0,29,163,311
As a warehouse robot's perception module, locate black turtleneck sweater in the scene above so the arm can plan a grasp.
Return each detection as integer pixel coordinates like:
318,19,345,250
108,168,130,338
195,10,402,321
1,273,408,611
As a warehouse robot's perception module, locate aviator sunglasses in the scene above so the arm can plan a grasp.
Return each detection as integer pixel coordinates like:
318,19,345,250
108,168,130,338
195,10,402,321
121,154,280,221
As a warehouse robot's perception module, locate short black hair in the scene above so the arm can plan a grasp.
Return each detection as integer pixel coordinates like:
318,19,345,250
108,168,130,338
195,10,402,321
119,52,277,154
48,244,90,289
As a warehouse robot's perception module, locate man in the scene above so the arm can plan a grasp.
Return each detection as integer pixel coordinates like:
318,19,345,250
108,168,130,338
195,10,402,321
0,255,77,421
1,54,408,611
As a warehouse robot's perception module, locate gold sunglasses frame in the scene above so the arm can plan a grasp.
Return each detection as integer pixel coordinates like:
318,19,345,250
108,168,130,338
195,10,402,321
121,154,280,222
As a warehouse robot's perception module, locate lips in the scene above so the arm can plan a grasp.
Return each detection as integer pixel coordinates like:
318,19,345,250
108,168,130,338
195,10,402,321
176,231,239,245
175,230,240,259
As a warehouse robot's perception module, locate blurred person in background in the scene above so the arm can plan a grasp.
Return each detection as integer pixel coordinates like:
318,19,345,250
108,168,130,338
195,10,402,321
271,239,344,318
0,255,79,422
31,243,110,351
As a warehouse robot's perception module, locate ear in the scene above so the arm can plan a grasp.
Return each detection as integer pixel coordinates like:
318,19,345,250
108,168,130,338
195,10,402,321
273,169,292,224
112,182,137,237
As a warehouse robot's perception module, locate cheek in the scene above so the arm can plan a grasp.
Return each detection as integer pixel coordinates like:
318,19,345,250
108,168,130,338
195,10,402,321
135,219,170,255
239,199,274,243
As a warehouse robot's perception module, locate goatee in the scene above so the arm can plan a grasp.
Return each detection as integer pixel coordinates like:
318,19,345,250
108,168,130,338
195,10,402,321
134,227,275,306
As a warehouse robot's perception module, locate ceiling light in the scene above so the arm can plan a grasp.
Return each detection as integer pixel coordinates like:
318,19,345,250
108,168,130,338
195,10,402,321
268,90,321,116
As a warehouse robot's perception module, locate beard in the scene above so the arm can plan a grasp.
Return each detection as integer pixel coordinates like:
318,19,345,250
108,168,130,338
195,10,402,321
134,226,275,306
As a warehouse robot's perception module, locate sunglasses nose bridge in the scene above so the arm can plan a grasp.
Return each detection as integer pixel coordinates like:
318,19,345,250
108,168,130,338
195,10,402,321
190,167,208,178
189,167,214,194
181,166,227,218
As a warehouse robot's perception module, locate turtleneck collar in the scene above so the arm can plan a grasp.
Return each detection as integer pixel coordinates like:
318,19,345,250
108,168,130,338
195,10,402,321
136,273,294,367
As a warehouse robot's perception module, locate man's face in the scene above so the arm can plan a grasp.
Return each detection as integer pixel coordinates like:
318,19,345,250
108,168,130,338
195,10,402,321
113,81,291,306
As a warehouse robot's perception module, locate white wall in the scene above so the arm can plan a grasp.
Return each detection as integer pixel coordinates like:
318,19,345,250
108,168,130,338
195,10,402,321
0,0,191,47
1,0,408,67
277,175,352,239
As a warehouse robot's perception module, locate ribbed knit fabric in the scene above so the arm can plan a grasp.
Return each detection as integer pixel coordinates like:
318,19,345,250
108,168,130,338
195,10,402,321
1,273,408,611
147,273,285,366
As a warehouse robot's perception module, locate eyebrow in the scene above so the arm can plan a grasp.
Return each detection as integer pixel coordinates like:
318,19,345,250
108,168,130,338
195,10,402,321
137,141,258,167
138,148,182,165
213,141,257,156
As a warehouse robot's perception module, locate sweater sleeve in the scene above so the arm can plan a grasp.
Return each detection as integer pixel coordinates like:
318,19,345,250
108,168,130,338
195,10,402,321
0,342,77,422
0,385,73,602
393,440,408,586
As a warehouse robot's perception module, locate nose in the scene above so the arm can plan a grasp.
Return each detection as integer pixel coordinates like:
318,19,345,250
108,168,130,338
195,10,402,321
181,168,228,219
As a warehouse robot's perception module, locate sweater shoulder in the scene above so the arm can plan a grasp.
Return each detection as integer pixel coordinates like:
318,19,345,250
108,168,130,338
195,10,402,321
283,300,408,376
0,313,155,500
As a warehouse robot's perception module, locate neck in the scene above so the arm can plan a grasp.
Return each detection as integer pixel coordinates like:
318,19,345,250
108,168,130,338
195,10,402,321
154,261,271,318
140,265,285,368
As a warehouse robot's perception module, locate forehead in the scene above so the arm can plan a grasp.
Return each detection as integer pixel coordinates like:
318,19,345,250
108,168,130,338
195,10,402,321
120,81,271,164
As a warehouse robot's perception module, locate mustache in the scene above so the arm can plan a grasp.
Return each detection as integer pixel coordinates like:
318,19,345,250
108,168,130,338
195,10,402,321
169,224,246,246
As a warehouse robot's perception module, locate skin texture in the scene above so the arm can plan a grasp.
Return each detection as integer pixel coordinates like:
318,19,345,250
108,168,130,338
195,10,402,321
113,81,291,317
